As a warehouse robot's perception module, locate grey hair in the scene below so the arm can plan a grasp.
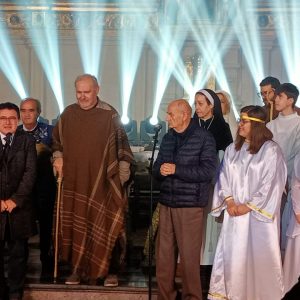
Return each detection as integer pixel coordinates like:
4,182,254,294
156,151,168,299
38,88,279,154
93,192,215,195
20,98,42,114
74,74,99,87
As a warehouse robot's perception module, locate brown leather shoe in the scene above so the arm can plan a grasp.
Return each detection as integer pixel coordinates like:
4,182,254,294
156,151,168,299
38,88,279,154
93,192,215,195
104,274,118,287
65,272,80,285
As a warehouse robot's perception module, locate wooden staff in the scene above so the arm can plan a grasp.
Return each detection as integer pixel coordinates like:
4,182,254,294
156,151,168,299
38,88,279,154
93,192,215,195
53,176,63,283
270,101,274,121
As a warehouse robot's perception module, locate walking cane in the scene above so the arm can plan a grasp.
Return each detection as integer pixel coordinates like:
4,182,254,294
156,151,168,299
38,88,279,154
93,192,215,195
53,176,63,284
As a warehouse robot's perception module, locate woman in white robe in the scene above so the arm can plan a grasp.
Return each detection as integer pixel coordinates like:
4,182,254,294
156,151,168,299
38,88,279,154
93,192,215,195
208,105,287,300
283,153,300,294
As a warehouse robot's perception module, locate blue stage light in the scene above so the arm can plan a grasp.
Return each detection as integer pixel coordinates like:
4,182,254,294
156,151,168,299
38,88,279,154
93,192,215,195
119,5,147,124
23,2,64,113
272,0,300,104
74,10,104,78
0,10,28,99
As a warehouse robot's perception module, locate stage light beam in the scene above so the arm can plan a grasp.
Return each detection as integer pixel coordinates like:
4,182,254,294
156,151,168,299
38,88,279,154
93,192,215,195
229,1,265,89
119,5,147,123
147,2,188,123
272,0,300,105
23,2,64,113
74,4,104,78
0,10,28,99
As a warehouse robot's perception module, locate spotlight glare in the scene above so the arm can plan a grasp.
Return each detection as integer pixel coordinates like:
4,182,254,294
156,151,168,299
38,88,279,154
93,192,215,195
0,10,27,98
149,116,158,125
121,115,129,125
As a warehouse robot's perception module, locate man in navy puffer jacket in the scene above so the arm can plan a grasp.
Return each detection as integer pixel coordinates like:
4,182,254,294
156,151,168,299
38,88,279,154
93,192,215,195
153,99,216,300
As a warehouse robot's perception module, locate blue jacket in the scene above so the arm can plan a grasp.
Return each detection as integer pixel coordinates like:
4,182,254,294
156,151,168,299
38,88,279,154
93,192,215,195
18,121,53,147
153,119,217,208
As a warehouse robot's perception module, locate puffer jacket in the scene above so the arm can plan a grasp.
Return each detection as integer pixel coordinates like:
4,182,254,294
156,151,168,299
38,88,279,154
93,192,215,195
153,120,217,208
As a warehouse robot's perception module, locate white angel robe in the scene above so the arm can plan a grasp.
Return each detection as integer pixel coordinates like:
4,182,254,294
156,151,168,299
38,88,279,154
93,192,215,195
267,112,300,183
267,112,300,250
208,141,287,300
283,153,300,294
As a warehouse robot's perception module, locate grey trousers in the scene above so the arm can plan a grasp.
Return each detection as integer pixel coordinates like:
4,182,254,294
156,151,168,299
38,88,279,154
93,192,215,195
156,204,204,300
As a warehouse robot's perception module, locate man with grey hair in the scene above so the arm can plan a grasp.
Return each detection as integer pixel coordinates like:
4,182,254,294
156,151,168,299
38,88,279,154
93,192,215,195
153,99,216,300
19,98,56,280
52,74,133,286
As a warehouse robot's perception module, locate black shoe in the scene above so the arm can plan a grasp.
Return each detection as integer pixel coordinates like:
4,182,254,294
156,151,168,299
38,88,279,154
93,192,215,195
0,283,9,300
40,262,54,282
9,293,22,300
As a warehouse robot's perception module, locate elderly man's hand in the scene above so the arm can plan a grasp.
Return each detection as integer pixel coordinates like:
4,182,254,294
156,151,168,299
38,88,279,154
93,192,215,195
295,213,300,224
160,163,176,176
226,199,238,216
1,200,7,212
53,157,63,178
236,204,251,216
5,199,17,213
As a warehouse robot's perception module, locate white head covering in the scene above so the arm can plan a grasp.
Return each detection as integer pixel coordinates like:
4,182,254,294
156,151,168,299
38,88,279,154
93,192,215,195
215,90,231,112
215,89,238,138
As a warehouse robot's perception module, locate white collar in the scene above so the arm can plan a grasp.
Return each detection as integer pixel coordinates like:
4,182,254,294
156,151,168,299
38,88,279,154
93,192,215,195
278,112,298,120
23,123,38,131
0,132,14,145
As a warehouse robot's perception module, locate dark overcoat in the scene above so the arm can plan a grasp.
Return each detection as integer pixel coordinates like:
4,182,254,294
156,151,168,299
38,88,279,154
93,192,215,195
0,129,37,240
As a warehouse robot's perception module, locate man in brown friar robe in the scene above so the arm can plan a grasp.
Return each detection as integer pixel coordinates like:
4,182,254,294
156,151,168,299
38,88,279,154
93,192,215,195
52,74,133,286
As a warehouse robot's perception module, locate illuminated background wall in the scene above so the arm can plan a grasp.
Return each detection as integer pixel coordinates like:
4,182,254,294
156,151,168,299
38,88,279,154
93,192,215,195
0,0,298,125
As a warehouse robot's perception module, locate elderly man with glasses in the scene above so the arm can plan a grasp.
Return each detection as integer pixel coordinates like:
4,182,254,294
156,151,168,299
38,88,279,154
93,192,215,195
0,102,37,300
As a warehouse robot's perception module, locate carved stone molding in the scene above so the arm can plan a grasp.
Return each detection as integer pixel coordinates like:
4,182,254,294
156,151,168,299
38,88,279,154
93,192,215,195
2,11,159,31
1,1,297,38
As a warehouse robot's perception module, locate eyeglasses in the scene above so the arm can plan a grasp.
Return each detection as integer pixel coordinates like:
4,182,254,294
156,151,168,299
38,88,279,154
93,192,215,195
256,89,275,99
0,116,18,123
237,118,251,125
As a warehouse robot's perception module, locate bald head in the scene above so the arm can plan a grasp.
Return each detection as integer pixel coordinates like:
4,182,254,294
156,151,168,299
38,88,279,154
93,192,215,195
170,99,192,117
74,74,99,88
166,99,192,133
75,74,100,110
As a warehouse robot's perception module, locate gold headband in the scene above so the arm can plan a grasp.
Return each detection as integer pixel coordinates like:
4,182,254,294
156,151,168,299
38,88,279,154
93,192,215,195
241,115,265,123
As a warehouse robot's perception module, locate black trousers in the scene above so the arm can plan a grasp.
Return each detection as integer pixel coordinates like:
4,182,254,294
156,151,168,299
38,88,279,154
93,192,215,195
34,171,56,266
0,219,28,300
35,191,54,264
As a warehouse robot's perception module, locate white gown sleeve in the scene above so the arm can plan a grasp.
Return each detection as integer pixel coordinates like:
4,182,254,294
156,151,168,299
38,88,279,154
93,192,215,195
246,143,287,222
292,154,300,215
211,144,234,216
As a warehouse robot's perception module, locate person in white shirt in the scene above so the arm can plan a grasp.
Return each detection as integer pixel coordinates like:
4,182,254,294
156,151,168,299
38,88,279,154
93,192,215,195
283,153,300,296
267,83,300,251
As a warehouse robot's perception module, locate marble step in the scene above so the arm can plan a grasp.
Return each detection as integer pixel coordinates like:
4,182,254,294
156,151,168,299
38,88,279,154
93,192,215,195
24,283,158,300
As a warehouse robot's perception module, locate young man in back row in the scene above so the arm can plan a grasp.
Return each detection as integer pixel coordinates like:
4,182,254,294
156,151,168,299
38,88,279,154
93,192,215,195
267,83,300,251
259,76,300,122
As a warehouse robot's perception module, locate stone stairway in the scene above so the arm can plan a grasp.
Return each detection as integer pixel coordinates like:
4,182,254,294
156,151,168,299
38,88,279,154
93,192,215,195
24,283,157,300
